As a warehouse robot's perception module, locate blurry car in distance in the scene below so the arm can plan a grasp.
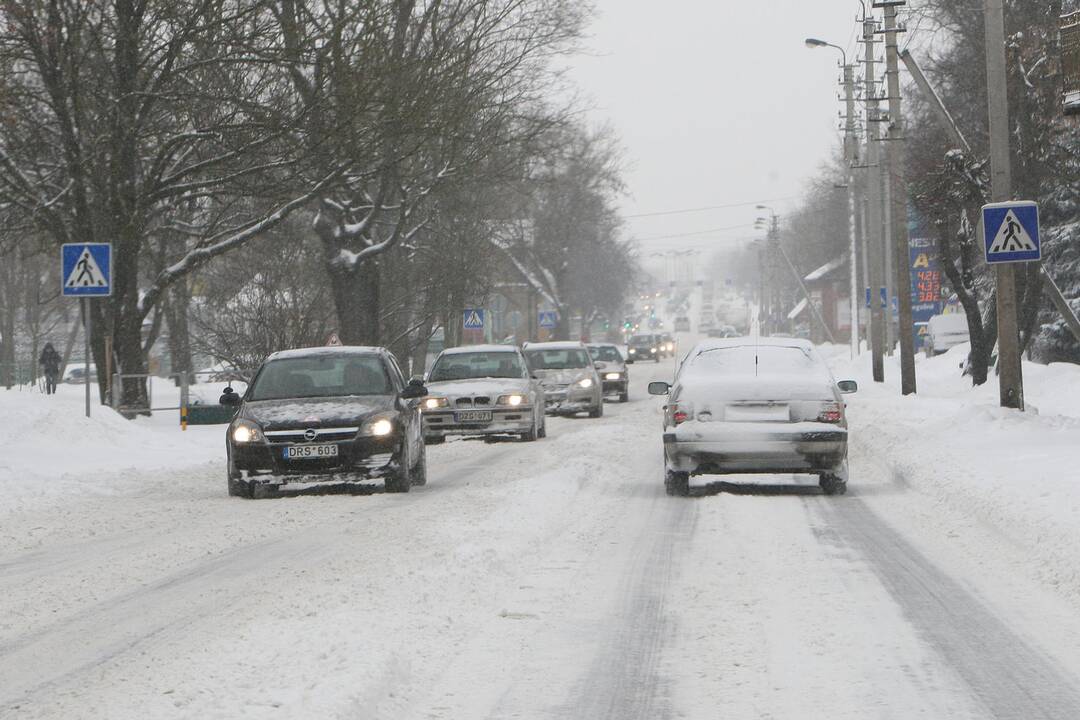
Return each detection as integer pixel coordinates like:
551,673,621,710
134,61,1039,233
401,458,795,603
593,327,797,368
523,341,604,417
674,316,691,332
588,343,630,402
626,333,661,363
926,313,970,356
649,338,857,497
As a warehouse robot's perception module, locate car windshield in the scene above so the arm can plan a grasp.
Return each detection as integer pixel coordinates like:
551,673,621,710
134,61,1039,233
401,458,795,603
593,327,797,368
525,348,591,370
249,355,392,400
429,351,525,381
689,345,820,375
589,346,623,363
629,335,655,345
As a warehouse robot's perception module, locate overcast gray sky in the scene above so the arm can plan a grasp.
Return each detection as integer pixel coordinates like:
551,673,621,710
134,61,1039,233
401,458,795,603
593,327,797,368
566,1,865,273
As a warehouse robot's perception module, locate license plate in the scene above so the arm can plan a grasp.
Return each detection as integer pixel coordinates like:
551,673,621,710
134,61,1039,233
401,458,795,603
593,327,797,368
454,410,493,423
726,404,789,422
283,444,339,459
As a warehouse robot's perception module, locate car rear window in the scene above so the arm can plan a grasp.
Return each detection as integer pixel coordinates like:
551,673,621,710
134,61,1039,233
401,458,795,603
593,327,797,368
589,346,623,362
688,345,820,374
525,349,590,370
429,352,525,381
250,355,391,400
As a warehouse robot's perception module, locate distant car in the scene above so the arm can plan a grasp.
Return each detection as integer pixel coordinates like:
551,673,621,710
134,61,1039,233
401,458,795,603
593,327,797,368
588,343,630,402
63,365,98,384
674,316,691,332
659,333,676,358
649,338,857,497
421,345,545,443
523,341,604,417
219,346,428,498
626,333,661,363
926,313,970,356
707,325,738,338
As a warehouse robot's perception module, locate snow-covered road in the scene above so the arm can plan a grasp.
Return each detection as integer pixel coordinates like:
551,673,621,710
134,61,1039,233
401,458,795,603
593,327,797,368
4,356,1080,719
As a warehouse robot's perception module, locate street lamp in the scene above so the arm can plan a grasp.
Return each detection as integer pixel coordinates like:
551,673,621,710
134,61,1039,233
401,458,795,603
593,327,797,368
805,37,861,360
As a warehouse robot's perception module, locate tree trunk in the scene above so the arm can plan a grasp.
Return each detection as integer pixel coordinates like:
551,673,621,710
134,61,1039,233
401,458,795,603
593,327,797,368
327,259,381,345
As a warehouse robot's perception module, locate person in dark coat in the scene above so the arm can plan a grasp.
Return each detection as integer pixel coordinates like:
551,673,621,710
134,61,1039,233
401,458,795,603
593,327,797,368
39,342,61,395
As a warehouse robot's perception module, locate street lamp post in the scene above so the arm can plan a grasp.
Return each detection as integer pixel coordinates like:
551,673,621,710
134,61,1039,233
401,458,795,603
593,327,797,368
756,206,780,336
806,37,861,360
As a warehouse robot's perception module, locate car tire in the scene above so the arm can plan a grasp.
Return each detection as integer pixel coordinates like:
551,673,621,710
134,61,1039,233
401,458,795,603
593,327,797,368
588,401,604,418
384,443,413,493
619,388,629,403
227,475,254,498
424,435,446,445
538,414,547,438
521,418,540,442
665,469,690,497
411,441,428,486
819,473,847,496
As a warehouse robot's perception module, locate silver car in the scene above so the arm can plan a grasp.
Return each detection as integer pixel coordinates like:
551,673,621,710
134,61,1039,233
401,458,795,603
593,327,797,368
422,345,546,443
523,341,604,418
649,338,857,496
587,343,630,402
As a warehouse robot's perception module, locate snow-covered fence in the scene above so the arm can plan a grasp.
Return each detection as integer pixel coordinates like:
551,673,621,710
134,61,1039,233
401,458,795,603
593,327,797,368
110,369,252,428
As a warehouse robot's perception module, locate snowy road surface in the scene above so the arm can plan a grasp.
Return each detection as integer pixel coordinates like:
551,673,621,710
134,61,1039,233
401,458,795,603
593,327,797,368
4,355,1080,718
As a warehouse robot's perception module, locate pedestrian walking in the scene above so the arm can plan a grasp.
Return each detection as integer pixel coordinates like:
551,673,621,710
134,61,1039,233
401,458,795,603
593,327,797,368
39,342,61,395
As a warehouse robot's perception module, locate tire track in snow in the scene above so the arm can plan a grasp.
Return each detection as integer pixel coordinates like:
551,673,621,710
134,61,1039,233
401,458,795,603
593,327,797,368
818,496,1080,719
557,491,693,720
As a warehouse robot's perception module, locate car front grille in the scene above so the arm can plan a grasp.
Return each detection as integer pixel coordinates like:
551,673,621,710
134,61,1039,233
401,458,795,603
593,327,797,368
263,427,359,444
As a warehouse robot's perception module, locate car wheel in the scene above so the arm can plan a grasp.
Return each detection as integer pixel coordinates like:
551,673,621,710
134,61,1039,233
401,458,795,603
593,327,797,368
521,417,539,442
227,475,254,498
588,400,604,418
819,473,847,496
384,443,413,493
411,440,428,486
665,469,690,497
619,388,629,403
424,435,446,445
538,414,547,438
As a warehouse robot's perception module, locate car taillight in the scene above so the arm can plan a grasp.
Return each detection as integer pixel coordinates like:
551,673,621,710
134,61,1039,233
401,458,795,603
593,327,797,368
671,405,692,425
817,402,843,423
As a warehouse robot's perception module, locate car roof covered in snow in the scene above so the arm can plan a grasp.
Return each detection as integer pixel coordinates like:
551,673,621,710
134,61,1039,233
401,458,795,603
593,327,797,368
266,346,387,361
586,342,620,348
439,344,520,356
687,336,814,355
523,341,588,351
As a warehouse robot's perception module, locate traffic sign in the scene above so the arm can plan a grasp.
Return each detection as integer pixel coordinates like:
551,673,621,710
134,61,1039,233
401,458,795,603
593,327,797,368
538,311,558,329
463,308,485,329
983,201,1041,264
62,243,112,297
325,332,342,347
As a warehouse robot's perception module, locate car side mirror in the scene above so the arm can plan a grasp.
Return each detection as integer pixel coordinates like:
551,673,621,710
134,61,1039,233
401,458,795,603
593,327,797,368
837,380,858,394
400,378,428,400
219,386,241,406
648,381,671,396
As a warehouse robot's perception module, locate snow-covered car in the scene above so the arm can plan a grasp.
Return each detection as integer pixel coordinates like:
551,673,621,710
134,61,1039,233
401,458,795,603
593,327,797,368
421,345,545,443
626,333,661,363
219,346,428,498
588,342,630,402
63,364,97,383
926,313,970,356
523,341,604,417
674,316,691,332
648,338,857,497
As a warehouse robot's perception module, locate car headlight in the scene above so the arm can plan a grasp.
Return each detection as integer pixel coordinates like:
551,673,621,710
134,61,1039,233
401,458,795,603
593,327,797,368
604,372,621,381
650,347,657,353
423,397,449,410
578,377,594,388
231,420,264,444
629,348,636,354
498,394,525,406
361,417,395,436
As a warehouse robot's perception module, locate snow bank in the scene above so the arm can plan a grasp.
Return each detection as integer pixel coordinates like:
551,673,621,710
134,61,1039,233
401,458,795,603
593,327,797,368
0,384,222,515
830,346,1080,602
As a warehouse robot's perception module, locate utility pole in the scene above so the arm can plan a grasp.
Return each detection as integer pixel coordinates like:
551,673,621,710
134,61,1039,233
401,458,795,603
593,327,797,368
984,0,1024,409
843,62,861,360
882,1,916,395
862,8,886,382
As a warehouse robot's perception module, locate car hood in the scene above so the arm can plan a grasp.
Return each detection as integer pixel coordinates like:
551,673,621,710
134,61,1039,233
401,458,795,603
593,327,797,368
532,368,593,387
425,377,531,398
242,396,395,430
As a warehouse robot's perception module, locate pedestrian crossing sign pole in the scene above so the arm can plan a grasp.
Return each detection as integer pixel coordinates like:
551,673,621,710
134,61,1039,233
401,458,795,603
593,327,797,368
61,243,112,418
982,201,1040,264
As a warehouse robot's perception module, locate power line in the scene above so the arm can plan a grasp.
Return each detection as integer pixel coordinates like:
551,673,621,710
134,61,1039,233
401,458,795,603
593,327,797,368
623,196,798,219
633,223,758,242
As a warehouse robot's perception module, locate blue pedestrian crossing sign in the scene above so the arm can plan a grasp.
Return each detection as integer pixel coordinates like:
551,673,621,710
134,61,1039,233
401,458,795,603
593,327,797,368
462,308,485,329
538,311,558,329
62,243,112,297
982,201,1040,264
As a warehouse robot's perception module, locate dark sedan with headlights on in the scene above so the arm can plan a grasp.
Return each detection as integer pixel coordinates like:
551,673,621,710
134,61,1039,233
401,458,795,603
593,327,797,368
587,343,630,402
219,346,428,498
